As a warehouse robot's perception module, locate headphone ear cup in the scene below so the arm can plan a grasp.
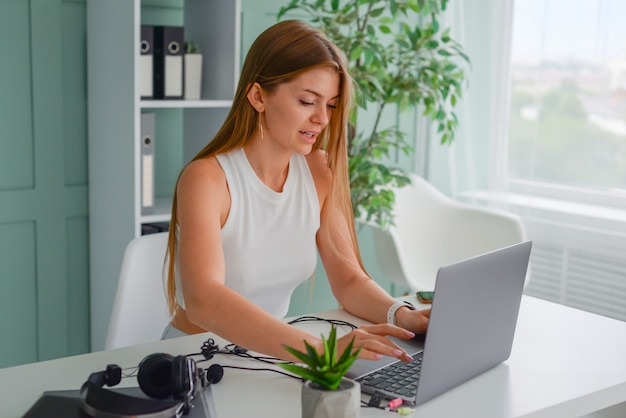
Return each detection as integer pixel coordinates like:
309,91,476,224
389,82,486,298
171,356,193,400
206,364,224,385
137,353,175,399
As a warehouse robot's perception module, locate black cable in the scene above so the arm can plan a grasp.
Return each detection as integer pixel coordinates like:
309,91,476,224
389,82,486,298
220,365,302,381
222,343,285,365
189,316,358,364
121,366,139,378
187,338,286,366
287,315,358,330
184,316,360,384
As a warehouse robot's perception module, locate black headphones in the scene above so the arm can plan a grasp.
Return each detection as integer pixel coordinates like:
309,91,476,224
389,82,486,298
80,353,224,417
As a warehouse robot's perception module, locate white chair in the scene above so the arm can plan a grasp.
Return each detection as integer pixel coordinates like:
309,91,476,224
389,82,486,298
105,232,171,350
365,174,527,292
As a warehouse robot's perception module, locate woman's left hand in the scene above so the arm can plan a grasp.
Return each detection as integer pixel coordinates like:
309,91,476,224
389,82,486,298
396,308,430,335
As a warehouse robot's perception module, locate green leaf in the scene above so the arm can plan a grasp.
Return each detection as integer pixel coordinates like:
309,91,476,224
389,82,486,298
390,0,398,16
370,7,385,18
279,363,322,382
431,15,439,33
283,344,317,367
327,325,337,366
304,340,323,366
350,45,363,61
425,39,439,49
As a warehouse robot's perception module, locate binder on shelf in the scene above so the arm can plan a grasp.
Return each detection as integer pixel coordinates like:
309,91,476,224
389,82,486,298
153,26,184,99
139,25,154,99
140,113,155,215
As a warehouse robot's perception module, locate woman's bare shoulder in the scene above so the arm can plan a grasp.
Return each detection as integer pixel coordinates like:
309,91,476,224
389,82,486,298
177,157,229,209
177,156,230,225
178,156,225,191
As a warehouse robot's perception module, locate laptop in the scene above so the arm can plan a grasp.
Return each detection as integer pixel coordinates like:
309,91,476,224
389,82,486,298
346,241,532,406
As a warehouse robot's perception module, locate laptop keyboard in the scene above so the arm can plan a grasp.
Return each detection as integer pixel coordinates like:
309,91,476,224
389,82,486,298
356,351,423,401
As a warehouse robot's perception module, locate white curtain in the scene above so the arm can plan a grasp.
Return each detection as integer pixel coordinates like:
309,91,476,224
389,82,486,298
420,0,514,199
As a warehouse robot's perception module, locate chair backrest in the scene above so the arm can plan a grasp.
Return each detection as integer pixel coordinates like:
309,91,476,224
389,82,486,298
368,174,527,291
105,232,171,350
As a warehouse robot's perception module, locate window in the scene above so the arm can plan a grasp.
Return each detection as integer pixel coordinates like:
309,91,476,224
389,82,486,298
508,0,626,199
505,0,626,321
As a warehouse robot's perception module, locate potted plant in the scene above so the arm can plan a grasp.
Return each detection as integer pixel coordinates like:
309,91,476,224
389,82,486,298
277,0,470,229
279,325,362,418
184,41,202,100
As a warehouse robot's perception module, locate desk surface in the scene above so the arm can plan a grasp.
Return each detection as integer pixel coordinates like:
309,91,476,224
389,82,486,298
2,296,626,418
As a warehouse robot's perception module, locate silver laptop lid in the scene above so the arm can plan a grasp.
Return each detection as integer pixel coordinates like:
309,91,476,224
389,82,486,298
414,240,532,405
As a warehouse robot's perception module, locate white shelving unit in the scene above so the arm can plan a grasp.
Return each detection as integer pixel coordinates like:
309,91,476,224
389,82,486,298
87,0,241,350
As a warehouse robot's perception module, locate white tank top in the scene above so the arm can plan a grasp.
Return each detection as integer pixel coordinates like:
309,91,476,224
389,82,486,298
175,148,320,317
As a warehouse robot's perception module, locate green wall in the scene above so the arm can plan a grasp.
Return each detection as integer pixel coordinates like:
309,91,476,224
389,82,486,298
0,0,89,368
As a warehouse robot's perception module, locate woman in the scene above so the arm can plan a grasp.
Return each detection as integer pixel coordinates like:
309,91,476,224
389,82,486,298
162,20,429,363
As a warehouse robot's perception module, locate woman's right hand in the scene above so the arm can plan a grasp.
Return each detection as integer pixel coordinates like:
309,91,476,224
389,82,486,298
337,324,416,362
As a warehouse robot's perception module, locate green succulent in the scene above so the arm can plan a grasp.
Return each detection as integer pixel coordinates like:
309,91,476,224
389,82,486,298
279,325,361,391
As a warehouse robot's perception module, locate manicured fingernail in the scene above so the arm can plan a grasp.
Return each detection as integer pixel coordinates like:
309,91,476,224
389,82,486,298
405,331,415,338
404,354,414,361
393,349,403,356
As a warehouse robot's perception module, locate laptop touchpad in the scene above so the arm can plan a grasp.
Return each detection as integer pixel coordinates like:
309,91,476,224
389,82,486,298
346,335,425,380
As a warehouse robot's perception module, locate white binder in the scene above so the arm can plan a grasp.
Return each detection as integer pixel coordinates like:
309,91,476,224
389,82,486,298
139,25,153,99
140,113,155,215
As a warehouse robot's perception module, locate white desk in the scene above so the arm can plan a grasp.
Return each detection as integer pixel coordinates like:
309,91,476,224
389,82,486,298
2,296,626,418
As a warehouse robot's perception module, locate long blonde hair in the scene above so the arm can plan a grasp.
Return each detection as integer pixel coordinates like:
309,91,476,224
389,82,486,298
165,20,364,315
